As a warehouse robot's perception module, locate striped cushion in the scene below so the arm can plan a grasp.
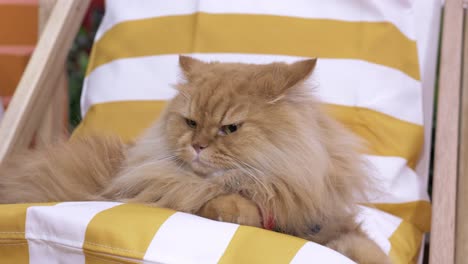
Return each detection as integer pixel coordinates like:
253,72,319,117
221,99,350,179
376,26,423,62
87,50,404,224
70,1,438,263
0,202,410,263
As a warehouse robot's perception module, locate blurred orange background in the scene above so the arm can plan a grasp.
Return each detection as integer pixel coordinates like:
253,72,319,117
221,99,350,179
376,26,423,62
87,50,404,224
0,0,38,108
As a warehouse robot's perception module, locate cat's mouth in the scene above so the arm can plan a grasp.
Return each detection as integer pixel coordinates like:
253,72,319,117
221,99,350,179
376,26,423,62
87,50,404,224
192,156,212,167
190,157,220,176
190,158,236,179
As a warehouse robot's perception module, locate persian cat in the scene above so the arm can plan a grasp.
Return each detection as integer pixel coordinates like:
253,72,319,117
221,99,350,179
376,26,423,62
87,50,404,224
0,56,390,264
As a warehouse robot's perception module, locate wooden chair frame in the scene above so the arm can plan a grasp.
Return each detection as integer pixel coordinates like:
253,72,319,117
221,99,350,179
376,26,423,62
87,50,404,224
0,0,89,158
0,1,465,263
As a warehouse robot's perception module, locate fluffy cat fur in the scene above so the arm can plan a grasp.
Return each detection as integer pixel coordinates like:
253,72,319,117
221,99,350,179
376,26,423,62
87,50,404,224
0,56,390,264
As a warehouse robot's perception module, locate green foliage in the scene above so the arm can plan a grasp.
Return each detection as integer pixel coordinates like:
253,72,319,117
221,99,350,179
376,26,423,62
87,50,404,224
66,9,103,131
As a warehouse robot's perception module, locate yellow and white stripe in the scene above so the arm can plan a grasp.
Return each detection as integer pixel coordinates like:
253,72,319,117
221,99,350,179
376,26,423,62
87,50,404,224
144,212,238,263
82,54,423,125
85,13,419,79
26,202,122,263
71,1,442,263
96,0,417,42
0,202,426,263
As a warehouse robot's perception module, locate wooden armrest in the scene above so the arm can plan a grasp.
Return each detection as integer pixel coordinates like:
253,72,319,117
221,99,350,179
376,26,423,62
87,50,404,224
430,0,464,263
0,0,90,163
456,3,468,264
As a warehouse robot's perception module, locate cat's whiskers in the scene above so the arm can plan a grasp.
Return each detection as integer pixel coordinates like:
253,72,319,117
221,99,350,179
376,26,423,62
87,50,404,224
173,157,186,172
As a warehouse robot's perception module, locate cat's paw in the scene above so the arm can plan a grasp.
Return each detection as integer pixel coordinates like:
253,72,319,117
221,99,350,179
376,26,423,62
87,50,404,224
326,231,391,264
197,194,262,228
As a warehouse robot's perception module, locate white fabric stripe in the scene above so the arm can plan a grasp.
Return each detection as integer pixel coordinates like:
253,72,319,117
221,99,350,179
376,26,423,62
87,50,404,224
290,242,356,264
414,0,441,191
143,212,238,263
356,206,402,254
98,0,415,41
26,202,122,264
364,155,429,204
81,54,422,125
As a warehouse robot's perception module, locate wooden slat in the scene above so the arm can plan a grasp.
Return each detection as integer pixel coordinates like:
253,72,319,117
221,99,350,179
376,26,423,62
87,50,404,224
430,0,464,263
0,0,90,163
38,0,56,34
36,0,69,145
456,8,468,264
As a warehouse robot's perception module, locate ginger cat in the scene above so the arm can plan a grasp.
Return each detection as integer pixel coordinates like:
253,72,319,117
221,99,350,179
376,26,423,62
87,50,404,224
0,56,390,264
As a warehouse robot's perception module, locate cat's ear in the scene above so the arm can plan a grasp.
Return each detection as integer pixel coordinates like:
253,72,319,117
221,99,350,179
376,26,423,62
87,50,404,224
283,59,317,89
179,55,205,80
263,59,317,102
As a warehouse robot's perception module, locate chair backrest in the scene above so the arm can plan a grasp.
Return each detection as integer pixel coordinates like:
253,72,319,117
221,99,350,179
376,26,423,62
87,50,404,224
76,2,436,262
0,1,465,263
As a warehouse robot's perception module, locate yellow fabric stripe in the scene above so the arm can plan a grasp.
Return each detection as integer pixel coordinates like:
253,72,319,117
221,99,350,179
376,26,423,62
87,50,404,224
0,203,57,236
0,204,34,240
84,204,175,261
74,101,423,169
0,240,29,264
323,104,423,169
87,13,420,79
373,200,431,233
219,225,306,263
85,251,142,264
0,204,31,264
389,220,423,264
73,101,166,141
0,203,56,264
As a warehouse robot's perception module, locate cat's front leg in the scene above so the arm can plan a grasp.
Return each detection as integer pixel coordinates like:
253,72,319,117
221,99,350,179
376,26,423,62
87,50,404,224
326,229,391,264
197,194,262,228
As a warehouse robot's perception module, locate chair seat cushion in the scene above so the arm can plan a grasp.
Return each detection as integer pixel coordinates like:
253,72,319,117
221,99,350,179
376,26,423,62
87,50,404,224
0,202,421,263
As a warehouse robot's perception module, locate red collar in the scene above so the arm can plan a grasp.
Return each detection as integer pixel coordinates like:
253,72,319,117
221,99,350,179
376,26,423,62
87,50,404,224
262,211,321,235
264,214,276,230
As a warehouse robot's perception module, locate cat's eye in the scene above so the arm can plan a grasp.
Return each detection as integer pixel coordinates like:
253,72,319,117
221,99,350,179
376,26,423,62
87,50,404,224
219,123,240,136
185,118,197,129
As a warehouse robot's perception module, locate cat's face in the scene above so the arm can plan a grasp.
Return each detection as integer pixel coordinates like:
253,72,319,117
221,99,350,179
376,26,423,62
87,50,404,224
164,56,316,176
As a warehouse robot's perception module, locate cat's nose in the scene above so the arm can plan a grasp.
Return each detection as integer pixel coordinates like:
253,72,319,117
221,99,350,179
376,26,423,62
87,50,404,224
192,143,208,154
